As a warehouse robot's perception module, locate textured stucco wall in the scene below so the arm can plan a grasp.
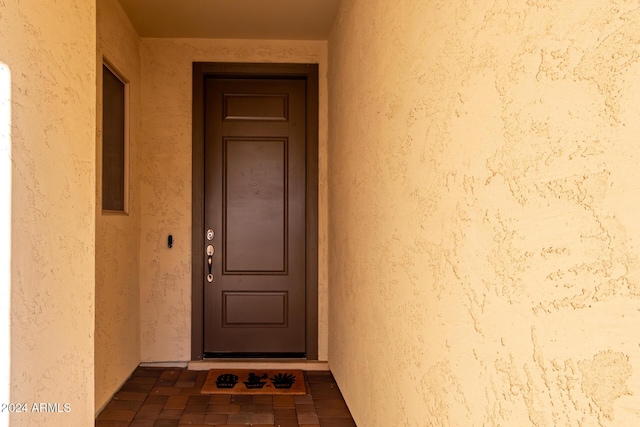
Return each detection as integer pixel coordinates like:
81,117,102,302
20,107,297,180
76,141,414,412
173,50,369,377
0,59,10,427
140,38,329,362
0,0,96,425
328,0,640,425
95,0,141,412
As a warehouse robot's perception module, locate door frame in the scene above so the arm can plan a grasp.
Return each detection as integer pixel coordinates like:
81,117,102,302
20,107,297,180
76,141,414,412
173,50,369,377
191,62,319,361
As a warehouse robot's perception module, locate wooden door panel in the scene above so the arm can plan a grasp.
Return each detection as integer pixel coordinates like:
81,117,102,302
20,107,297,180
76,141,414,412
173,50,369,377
223,291,288,326
203,77,306,356
224,138,286,273
223,94,288,121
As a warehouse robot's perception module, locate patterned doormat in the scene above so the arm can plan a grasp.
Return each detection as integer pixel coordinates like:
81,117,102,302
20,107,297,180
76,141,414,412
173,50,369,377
201,369,306,395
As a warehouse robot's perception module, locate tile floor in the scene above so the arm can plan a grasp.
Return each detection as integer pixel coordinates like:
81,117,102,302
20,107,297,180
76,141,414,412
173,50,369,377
95,367,356,427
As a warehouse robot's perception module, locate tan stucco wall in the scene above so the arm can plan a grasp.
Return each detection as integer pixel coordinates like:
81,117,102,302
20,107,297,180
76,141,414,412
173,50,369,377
328,0,640,425
0,0,96,425
0,56,10,427
95,0,141,412
139,38,329,362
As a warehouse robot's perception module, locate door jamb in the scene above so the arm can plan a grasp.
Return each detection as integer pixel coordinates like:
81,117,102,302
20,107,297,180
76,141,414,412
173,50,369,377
191,62,319,361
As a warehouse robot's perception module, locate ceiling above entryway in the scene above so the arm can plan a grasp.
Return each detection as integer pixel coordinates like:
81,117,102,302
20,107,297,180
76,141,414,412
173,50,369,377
116,0,342,40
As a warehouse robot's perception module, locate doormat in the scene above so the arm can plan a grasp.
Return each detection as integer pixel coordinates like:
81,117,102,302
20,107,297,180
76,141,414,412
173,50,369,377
201,369,306,395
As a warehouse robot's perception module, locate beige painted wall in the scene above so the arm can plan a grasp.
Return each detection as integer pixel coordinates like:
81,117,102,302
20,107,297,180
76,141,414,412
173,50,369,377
95,0,142,412
139,38,329,362
0,0,96,425
328,0,640,425
0,51,10,427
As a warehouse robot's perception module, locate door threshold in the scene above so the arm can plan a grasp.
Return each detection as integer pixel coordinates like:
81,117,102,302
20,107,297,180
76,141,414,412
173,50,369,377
188,359,329,371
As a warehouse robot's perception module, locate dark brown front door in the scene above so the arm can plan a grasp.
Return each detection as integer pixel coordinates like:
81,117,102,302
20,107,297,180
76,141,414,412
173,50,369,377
202,77,306,357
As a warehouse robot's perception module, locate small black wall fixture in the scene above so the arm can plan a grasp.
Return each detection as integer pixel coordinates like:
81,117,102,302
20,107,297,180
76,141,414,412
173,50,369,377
168,235,173,248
